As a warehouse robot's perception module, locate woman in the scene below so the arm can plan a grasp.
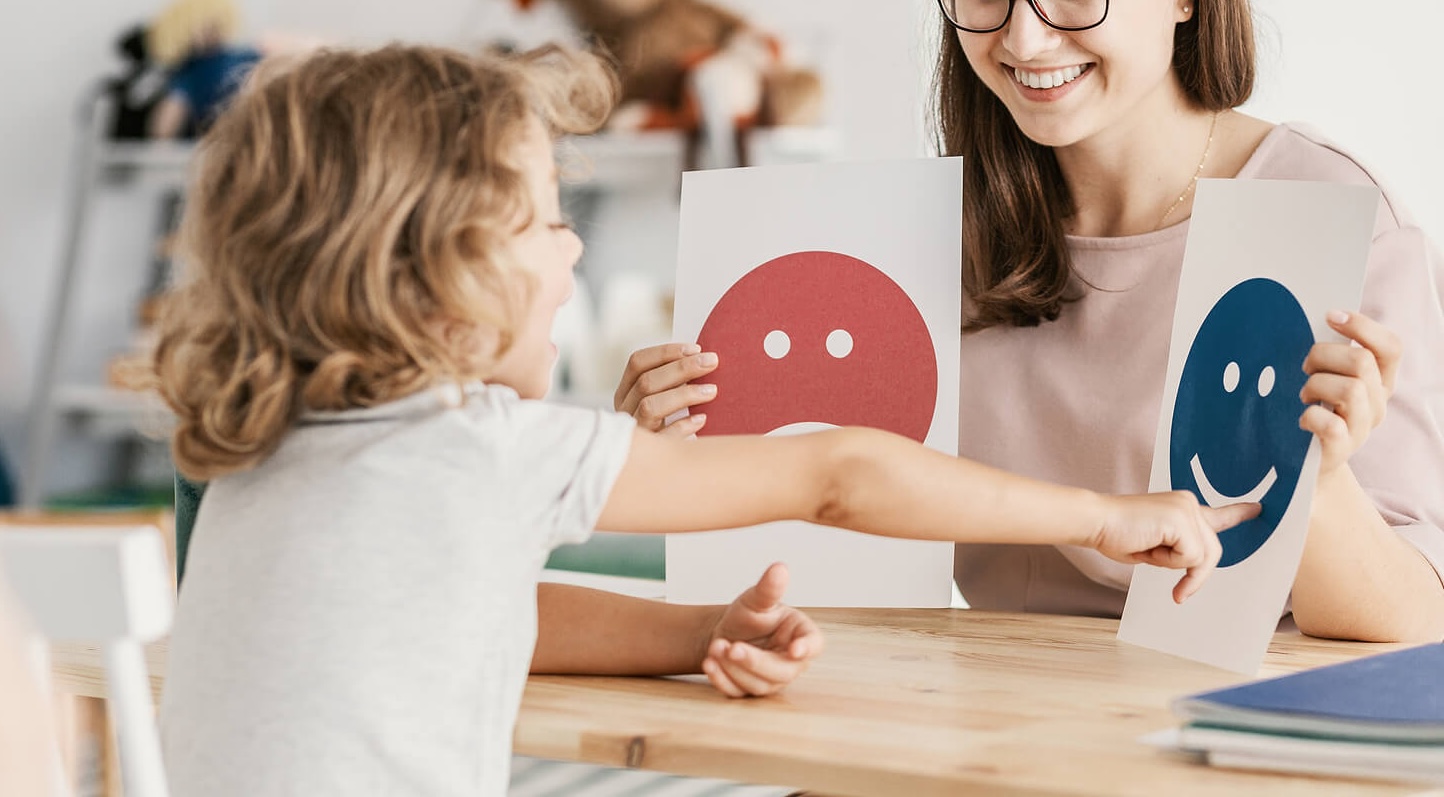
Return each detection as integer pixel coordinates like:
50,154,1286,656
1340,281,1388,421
615,0,1444,642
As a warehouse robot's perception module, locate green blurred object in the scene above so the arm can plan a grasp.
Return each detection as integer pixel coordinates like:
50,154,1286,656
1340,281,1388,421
45,483,176,511
171,475,663,583
545,533,664,580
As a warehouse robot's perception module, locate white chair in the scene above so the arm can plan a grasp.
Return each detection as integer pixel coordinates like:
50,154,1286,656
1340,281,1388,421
0,526,174,797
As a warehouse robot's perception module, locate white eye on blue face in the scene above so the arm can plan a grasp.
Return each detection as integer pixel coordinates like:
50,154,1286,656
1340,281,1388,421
1257,365,1276,397
1223,361,1277,396
1223,361,1240,392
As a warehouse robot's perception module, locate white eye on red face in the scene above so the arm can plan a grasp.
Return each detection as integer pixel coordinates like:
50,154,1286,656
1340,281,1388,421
763,330,790,359
762,329,854,360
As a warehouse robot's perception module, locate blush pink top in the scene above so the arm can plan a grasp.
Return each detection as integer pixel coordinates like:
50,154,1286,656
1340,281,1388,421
954,123,1444,616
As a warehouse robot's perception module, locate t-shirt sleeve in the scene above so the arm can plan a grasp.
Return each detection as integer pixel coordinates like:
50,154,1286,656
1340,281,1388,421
1352,221,1444,581
502,400,636,550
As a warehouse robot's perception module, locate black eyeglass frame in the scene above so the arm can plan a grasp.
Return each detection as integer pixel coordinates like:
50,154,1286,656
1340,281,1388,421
936,0,1111,34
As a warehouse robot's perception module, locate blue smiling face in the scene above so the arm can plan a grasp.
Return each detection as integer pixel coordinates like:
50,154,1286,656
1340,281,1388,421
1170,278,1315,568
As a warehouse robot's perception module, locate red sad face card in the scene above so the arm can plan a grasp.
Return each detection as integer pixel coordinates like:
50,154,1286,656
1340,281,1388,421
695,250,937,443
668,158,963,608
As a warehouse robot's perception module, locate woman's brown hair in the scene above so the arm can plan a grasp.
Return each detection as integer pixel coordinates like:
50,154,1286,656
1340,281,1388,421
152,44,617,480
933,1,1256,331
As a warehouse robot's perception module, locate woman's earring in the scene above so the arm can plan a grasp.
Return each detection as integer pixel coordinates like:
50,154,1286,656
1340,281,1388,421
1183,4,1192,12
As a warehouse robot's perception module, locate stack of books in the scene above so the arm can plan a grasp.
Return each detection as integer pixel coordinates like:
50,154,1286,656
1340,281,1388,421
1168,642,1444,784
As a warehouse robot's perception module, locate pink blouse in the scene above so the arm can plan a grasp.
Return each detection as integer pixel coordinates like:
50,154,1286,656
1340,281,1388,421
954,123,1444,616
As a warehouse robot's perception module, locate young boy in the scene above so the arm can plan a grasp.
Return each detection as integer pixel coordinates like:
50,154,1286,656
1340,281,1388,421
153,44,1252,796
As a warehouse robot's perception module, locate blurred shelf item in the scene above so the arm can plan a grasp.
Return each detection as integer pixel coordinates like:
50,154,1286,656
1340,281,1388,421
564,126,843,188
51,385,172,438
24,88,840,507
564,131,687,190
95,141,194,191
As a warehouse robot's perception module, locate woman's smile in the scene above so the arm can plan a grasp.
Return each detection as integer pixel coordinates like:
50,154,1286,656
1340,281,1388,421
1005,62,1094,101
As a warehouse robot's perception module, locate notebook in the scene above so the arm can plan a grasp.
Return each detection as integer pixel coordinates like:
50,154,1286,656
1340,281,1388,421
1174,642,1444,744
1171,725,1444,783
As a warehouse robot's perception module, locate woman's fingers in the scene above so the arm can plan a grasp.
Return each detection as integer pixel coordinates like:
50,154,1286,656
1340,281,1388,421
615,343,701,411
1302,342,1387,422
1300,403,1352,468
616,347,720,430
658,412,707,437
633,383,718,432
1324,310,1402,394
1299,372,1374,441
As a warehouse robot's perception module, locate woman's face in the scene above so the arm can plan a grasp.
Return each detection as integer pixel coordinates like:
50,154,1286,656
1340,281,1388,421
955,0,1192,148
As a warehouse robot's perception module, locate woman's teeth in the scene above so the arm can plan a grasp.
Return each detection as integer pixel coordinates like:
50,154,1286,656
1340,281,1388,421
1013,64,1086,90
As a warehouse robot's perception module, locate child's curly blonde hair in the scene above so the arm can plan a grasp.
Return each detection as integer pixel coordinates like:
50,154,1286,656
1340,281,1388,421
152,44,617,481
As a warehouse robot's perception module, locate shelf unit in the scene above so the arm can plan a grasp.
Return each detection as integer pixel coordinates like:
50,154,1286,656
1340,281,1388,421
21,97,189,508
23,96,840,507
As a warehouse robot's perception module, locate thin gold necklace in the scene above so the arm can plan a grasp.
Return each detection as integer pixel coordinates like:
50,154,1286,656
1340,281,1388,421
1156,110,1221,230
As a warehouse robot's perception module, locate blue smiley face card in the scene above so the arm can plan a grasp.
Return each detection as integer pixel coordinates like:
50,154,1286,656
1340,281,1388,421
1119,178,1379,675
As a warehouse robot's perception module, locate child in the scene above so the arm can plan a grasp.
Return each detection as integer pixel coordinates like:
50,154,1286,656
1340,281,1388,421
151,44,1255,796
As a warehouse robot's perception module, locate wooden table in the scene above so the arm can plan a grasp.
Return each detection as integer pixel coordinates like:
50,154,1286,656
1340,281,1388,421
51,609,1433,796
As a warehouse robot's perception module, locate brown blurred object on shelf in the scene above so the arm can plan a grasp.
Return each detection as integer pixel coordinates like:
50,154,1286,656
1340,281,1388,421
523,0,825,168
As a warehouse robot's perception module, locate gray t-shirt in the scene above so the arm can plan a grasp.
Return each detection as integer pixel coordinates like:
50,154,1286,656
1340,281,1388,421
161,383,634,796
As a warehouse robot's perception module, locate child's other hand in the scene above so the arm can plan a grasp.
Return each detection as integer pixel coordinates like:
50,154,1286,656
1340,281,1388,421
614,343,719,435
702,562,823,698
1093,494,1260,604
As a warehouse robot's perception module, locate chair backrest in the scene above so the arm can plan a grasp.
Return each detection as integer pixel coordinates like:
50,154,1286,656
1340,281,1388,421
0,526,173,797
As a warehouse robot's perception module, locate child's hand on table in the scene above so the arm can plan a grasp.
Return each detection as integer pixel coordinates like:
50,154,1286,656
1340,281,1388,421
702,562,823,698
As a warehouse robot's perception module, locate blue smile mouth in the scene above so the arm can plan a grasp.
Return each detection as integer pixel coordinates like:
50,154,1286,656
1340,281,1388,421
1190,454,1277,506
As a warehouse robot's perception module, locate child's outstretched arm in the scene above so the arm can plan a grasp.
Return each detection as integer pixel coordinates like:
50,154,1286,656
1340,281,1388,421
599,428,1260,603
531,563,820,697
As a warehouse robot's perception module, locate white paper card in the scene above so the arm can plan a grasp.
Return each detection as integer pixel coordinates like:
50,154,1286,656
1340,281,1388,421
666,158,963,606
1118,178,1378,674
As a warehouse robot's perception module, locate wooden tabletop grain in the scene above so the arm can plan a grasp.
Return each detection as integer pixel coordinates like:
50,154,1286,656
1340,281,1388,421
51,608,1433,796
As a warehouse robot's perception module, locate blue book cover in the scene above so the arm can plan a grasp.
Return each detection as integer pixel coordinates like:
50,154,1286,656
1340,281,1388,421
1174,643,1444,743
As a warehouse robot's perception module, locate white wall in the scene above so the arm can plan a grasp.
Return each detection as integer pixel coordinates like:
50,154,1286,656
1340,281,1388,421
0,0,1439,499
1246,1,1443,240
0,0,178,496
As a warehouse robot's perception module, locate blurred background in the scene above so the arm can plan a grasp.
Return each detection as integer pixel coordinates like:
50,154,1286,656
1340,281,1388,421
0,0,1439,511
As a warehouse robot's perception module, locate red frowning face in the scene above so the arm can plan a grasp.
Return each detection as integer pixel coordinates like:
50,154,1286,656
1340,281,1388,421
695,250,937,442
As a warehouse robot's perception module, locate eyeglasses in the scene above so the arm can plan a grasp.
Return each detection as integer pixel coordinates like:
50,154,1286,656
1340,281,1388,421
937,0,1110,34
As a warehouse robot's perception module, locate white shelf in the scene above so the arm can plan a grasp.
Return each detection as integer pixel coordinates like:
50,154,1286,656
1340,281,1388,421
85,129,842,196
98,141,194,170
52,385,171,438
94,141,194,190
